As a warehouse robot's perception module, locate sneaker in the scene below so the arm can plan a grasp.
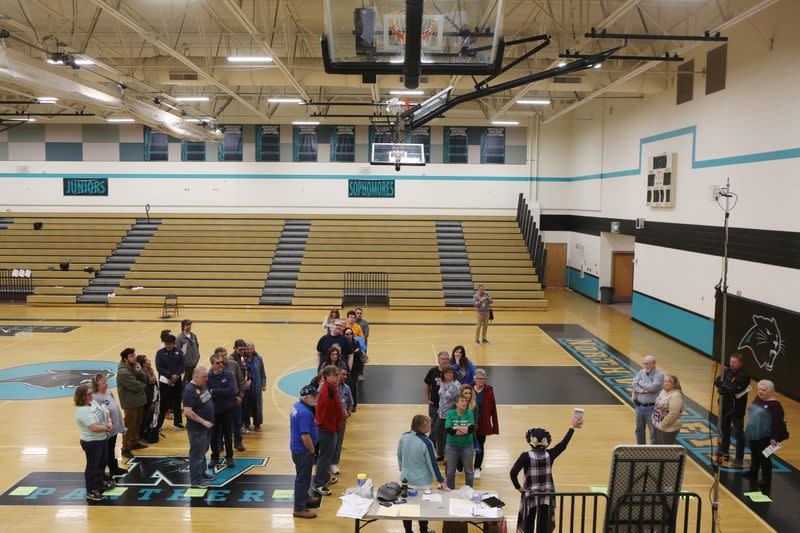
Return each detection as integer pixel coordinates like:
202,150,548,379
254,425,262,432
474,468,481,479
482,338,490,343
173,423,186,430
137,439,150,447
210,456,220,465
131,442,148,450
235,443,246,452
86,490,108,503
242,427,252,435
351,405,357,412
306,496,321,506
475,340,481,345
293,510,317,519
202,473,216,481
313,486,332,496
330,464,341,475
225,458,236,469
192,480,212,488
121,449,134,459
730,459,744,467
326,476,339,486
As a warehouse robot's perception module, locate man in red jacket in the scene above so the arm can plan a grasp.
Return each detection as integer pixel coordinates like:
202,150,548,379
473,368,499,479
312,365,344,496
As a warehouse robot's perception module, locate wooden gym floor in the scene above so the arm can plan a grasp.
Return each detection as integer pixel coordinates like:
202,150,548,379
0,288,796,532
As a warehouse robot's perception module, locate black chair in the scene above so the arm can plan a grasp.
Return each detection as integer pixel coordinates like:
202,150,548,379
162,294,179,319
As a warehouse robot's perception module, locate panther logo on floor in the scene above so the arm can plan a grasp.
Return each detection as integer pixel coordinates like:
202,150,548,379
0,362,116,399
738,315,785,372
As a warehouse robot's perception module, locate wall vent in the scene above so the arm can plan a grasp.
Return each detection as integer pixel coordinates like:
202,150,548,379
676,59,694,105
705,45,727,95
553,76,582,84
169,72,199,81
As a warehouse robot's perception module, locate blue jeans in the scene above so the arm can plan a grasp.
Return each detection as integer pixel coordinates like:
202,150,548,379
635,404,656,445
292,450,315,511
187,427,211,485
445,444,474,489
242,391,263,427
333,417,347,465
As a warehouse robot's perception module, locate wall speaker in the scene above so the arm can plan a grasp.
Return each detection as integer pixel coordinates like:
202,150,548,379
33,222,43,230
59,262,70,271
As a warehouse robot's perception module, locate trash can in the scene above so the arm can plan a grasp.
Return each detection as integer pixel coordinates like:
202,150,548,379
600,286,614,304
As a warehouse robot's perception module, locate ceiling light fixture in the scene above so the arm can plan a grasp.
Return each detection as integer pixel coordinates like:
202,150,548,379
491,120,519,126
390,90,424,96
74,58,95,66
593,63,602,69
106,117,135,123
268,98,304,104
557,61,567,67
292,121,320,125
518,99,551,105
227,56,273,63
36,97,59,104
174,96,210,102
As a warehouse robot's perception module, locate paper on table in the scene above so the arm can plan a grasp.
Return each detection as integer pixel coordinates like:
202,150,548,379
376,505,400,517
735,385,751,400
397,504,421,517
159,375,170,384
474,503,501,518
422,493,443,502
762,442,781,458
336,493,374,519
449,498,474,517
744,491,772,502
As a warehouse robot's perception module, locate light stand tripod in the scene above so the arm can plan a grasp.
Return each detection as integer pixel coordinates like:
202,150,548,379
711,177,738,533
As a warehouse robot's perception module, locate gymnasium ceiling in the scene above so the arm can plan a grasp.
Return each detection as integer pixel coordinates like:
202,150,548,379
0,0,778,128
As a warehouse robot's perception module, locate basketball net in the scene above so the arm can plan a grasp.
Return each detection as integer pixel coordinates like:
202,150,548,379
387,9,438,48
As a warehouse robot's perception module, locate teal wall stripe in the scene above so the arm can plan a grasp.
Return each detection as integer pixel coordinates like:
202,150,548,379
566,266,599,301
632,290,714,355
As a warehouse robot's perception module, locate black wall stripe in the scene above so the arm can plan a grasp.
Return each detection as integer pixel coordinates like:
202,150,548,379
541,215,800,270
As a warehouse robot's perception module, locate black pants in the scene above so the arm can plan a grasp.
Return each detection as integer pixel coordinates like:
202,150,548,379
748,438,773,485
211,408,234,460
719,401,746,460
156,380,183,429
81,439,108,493
347,373,359,408
103,434,120,473
524,504,555,533
474,434,487,468
140,401,154,435
403,520,429,533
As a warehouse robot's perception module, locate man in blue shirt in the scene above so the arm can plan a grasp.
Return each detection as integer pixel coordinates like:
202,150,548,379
290,384,320,519
631,355,665,445
207,353,237,468
182,366,215,488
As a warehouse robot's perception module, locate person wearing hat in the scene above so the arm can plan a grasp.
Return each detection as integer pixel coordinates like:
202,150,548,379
290,384,321,519
176,319,200,389
510,417,583,533
155,333,185,431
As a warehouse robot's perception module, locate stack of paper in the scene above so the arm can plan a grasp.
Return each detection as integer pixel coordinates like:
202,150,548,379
449,498,474,517
422,493,443,502
336,494,374,519
474,503,501,518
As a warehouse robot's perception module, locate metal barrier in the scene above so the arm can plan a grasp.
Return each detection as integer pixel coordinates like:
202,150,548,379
343,272,389,307
0,268,33,302
510,490,701,533
607,492,703,533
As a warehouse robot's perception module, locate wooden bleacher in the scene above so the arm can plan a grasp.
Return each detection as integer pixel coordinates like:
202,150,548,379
0,214,135,304
2,213,547,309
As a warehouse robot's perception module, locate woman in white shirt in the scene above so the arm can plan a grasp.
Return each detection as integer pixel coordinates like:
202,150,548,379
74,384,112,503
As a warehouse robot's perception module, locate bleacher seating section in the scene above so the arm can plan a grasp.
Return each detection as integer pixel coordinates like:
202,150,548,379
0,214,547,309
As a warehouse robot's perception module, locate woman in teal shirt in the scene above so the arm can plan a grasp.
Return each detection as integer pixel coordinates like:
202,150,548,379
74,384,112,503
444,394,476,488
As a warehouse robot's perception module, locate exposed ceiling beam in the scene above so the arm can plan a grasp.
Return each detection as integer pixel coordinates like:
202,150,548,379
542,0,780,124
220,0,319,113
85,0,270,120
491,0,642,120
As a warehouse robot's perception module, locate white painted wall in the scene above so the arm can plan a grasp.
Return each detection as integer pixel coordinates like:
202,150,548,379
537,1,800,314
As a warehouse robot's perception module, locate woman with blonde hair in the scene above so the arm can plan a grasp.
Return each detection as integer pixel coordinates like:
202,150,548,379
92,373,127,476
322,308,340,332
652,374,685,444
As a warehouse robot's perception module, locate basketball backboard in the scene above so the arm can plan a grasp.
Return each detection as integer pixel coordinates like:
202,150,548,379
370,142,426,170
322,0,505,77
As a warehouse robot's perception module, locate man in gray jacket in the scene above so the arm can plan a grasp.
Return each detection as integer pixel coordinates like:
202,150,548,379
117,347,149,459
176,319,200,384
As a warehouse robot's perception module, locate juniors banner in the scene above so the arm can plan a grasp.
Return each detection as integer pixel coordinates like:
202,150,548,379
714,292,798,400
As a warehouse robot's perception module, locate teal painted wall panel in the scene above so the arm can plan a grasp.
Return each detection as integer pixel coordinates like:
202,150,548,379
82,124,119,143
8,124,44,142
566,266,599,300
119,143,144,161
45,142,82,161
632,291,714,355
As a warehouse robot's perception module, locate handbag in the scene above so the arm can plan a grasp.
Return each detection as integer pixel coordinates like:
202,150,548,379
144,426,160,444
489,309,494,321
775,420,790,442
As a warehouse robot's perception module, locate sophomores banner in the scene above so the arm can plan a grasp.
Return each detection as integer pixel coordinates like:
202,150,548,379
348,179,395,198
714,292,799,400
